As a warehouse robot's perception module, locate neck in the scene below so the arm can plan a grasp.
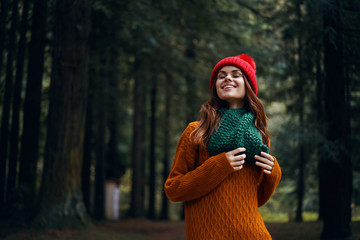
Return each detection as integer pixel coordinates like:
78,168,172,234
228,100,244,109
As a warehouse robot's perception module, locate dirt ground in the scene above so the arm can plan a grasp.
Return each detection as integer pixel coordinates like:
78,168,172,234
1,219,360,240
97,219,360,240
97,219,186,240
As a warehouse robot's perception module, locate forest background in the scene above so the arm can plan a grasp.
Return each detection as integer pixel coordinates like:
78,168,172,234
0,0,359,239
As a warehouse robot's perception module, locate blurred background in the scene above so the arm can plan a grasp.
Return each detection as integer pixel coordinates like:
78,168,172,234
0,0,359,239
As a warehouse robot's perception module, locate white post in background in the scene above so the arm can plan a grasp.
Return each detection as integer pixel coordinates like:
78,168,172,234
105,180,120,220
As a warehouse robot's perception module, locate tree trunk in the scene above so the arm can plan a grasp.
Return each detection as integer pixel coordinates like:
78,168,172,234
82,88,93,214
148,73,157,220
130,56,145,218
106,48,124,180
0,0,9,83
34,0,91,229
160,72,171,220
81,57,98,216
94,60,107,220
18,0,47,220
320,0,352,238
316,48,325,221
7,0,30,210
185,46,197,124
0,0,19,215
295,0,305,223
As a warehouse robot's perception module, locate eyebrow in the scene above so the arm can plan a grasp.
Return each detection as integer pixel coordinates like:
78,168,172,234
218,70,242,74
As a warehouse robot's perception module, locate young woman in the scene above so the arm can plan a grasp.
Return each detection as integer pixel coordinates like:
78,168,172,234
165,53,281,239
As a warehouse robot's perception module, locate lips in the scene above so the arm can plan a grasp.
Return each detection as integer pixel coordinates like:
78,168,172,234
222,84,236,89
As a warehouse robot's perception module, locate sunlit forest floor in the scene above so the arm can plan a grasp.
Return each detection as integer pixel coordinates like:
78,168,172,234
1,219,360,240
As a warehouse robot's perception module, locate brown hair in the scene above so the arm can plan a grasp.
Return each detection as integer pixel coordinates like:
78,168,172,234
191,74,270,149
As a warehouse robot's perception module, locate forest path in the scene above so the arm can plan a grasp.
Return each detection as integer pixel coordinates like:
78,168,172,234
1,219,360,240
98,219,360,240
97,219,186,240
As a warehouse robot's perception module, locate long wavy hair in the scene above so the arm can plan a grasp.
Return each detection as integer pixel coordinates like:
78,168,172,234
191,74,270,149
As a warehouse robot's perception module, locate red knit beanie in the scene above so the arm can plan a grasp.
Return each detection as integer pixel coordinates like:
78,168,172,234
210,54,257,95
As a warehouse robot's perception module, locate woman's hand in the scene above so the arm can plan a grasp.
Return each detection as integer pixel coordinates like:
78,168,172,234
225,147,246,171
255,152,275,175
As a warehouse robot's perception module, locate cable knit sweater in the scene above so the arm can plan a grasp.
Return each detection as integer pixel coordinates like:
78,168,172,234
165,122,281,240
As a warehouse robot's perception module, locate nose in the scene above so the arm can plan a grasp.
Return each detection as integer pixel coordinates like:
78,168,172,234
225,75,232,81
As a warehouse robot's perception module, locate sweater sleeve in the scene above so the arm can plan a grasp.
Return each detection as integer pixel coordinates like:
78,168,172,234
164,122,235,202
257,156,282,207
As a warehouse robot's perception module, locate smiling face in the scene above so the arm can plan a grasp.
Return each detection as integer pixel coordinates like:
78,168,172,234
215,66,246,109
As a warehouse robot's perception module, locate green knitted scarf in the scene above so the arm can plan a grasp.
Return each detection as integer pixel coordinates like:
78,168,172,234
207,108,269,164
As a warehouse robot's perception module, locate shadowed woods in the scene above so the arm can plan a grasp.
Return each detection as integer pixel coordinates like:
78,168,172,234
0,0,359,239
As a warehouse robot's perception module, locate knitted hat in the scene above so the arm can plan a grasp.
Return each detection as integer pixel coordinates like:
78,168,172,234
210,54,257,95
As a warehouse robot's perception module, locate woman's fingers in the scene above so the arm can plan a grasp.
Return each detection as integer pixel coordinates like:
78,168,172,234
255,161,272,170
255,155,274,167
258,152,274,162
230,147,246,155
225,148,246,161
226,148,246,171
229,158,245,170
226,149,274,174
233,153,246,161
233,165,244,171
231,159,245,167
230,154,245,171
255,152,274,174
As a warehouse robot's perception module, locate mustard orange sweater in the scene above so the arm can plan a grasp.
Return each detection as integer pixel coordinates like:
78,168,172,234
165,122,281,240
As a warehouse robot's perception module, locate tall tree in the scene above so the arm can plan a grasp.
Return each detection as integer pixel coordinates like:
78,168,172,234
160,72,171,220
129,56,146,218
81,59,98,214
18,0,48,219
319,0,352,238
294,0,305,222
93,57,107,220
0,0,9,81
7,0,30,207
316,40,325,221
184,45,197,124
35,0,91,228
106,51,125,182
84,1,128,219
148,72,158,219
81,98,93,214
0,0,19,214
344,0,360,211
